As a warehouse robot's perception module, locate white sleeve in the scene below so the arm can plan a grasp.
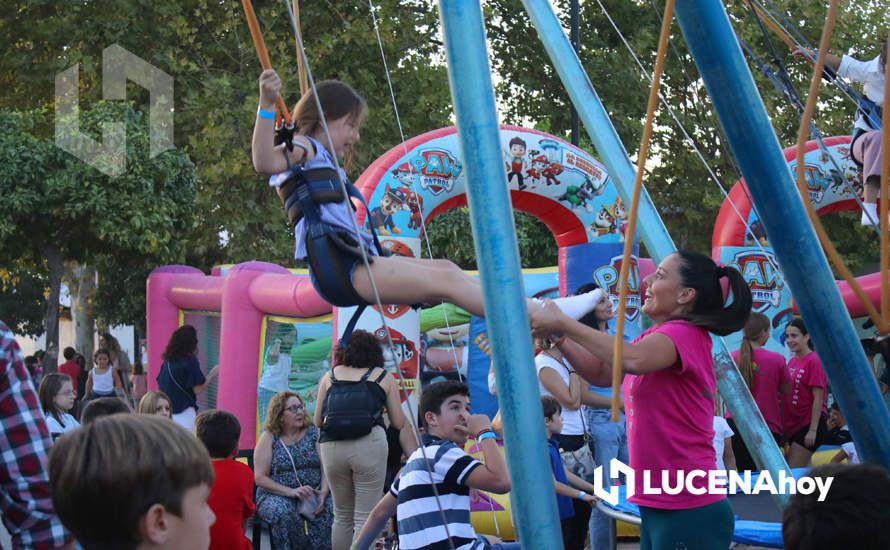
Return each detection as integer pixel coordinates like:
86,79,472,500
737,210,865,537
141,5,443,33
723,418,734,438
837,55,880,84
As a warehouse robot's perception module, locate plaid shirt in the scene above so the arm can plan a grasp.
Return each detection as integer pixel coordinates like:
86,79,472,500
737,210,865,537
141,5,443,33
0,321,71,549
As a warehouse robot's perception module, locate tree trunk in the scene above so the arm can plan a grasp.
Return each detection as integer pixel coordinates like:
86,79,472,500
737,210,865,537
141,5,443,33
42,245,63,374
70,263,96,362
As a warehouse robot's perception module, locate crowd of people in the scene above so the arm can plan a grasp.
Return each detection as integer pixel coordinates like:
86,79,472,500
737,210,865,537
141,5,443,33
1,34,886,549
4,252,890,550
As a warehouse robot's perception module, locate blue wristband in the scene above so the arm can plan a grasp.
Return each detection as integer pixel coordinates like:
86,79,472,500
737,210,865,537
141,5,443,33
257,107,276,120
477,431,497,442
578,490,586,500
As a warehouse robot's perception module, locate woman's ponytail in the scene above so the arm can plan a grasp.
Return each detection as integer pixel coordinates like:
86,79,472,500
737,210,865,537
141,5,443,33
677,250,753,336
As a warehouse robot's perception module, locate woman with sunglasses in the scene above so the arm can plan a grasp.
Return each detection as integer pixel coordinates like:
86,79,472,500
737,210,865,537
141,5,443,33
254,391,333,549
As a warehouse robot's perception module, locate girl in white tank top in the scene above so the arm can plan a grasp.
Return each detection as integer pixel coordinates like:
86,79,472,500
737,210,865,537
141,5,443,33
86,350,121,398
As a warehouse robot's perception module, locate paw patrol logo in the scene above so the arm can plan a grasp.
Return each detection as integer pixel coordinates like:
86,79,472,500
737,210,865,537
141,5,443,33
795,163,827,204
411,149,462,196
732,251,783,312
593,256,640,322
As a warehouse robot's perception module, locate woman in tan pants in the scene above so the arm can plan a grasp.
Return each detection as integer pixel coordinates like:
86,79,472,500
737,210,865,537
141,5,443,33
315,330,414,550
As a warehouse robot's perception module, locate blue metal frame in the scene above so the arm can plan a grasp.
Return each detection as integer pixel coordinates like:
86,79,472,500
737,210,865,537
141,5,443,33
438,1,564,546
674,0,890,468
521,0,792,505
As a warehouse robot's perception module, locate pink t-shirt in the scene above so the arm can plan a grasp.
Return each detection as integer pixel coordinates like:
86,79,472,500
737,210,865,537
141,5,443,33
782,352,828,435
728,348,790,434
622,320,724,510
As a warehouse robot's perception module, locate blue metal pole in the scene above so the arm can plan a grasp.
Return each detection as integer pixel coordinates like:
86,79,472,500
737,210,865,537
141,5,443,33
521,0,675,264
438,1,563,546
674,0,890,468
522,0,792,506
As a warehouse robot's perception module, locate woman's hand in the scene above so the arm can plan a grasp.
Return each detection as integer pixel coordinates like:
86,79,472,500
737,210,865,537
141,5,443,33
291,485,316,500
530,299,568,338
258,69,281,109
805,429,817,448
313,487,328,516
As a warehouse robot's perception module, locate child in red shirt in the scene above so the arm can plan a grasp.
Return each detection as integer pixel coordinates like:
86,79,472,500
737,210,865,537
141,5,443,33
196,409,256,550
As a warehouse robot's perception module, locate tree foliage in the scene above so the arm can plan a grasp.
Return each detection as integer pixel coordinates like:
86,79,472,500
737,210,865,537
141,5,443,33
486,0,885,273
0,105,197,343
1,0,884,338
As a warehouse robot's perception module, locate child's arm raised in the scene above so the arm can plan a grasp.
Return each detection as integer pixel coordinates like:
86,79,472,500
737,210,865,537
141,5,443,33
352,492,397,550
464,414,511,494
251,69,314,174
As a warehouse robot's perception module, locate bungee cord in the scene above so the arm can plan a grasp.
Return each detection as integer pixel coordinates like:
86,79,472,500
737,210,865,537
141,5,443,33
364,0,466,384
276,1,459,546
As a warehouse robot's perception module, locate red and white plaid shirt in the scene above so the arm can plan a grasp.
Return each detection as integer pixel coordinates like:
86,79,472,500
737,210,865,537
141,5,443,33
0,321,71,549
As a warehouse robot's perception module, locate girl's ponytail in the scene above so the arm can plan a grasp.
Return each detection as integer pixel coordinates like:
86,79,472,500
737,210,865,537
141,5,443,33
737,312,771,388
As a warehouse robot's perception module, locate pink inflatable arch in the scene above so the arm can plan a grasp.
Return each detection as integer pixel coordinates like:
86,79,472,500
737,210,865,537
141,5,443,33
147,262,329,449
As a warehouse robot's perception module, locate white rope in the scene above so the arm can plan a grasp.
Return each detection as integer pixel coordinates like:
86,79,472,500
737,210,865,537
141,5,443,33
279,2,456,546
365,0,467,382
594,0,789,289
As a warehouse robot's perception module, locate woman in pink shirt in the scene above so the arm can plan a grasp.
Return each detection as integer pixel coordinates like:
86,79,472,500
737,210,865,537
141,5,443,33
532,250,752,550
728,312,791,470
782,318,829,468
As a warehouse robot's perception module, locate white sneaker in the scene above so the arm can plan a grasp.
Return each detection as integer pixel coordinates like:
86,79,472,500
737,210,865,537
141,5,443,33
861,204,879,226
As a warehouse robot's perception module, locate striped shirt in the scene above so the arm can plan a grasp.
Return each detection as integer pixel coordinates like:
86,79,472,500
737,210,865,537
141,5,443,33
391,435,487,550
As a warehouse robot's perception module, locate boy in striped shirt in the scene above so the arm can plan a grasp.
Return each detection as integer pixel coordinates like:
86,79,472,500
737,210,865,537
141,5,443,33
353,380,518,550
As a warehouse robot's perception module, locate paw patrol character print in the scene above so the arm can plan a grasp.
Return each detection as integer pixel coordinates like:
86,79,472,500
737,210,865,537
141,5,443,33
542,159,564,186
558,185,594,213
368,184,407,236
614,197,629,241
391,162,417,187
504,137,529,189
527,154,552,188
589,204,618,238
399,186,425,234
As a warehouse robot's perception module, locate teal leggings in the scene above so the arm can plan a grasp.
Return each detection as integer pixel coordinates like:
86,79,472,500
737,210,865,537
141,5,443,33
639,499,734,550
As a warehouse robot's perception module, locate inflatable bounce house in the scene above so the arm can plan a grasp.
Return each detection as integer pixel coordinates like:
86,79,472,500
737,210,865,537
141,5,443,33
146,125,646,448
714,136,880,353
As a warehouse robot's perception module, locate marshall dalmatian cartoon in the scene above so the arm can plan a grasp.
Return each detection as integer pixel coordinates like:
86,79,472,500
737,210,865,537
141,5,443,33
368,184,407,236
541,158,564,186
525,153,549,188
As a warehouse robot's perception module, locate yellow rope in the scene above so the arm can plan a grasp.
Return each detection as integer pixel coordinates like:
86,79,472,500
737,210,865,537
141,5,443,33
611,0,676,422
794,0,890,335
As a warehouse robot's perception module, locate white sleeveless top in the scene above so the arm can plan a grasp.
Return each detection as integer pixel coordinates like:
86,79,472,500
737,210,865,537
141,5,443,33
535,352,585,436
92,367,115,393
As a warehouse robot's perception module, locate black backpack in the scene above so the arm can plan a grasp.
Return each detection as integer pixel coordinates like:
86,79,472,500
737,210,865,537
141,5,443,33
321,368,388,440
